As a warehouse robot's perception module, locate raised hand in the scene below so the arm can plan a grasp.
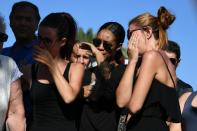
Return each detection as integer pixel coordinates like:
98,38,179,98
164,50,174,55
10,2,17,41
33,45,55,68
127,32,139,62
81,42,105,65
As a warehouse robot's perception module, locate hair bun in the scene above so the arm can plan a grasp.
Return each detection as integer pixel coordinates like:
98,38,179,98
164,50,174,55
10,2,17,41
157,6,176,30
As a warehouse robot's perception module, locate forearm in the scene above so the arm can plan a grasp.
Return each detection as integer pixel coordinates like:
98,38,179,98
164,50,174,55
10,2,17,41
169,123,182,131
50,65,77,103
94,50,105,65
7,112,26,131
116,60,137,108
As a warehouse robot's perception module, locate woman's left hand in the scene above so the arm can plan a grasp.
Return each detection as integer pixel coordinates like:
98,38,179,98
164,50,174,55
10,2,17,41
33,45,55,68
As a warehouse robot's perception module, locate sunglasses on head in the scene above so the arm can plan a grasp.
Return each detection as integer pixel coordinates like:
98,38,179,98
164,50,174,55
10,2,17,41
0,32,8,42
170,58,179,66
93,38,112,52
127,26,147,40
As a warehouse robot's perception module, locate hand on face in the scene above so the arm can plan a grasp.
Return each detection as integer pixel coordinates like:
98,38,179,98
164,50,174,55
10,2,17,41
33,45,55,68
127,32,139,62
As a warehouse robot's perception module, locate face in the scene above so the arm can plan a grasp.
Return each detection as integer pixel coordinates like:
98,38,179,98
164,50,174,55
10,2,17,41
76,48,91,66
70,43,79,62
95,29,117,59
165,51,179,68
38,26,63,58
10,6,39,40
128,24,148,55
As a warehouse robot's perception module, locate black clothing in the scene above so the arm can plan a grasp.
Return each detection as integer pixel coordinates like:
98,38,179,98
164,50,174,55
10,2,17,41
79,64,126,131
182,91,197,131
126,79,182,131
176,78,193,97
29,63,78,131
127,53,182,131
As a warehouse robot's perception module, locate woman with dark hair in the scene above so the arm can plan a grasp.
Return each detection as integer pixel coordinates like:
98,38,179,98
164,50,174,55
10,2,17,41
79,22,126,131
116,7,182,131
27,12,84,131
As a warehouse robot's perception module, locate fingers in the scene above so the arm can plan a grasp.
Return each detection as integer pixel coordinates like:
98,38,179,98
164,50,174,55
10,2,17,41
83,85,93,98
128,32,137,48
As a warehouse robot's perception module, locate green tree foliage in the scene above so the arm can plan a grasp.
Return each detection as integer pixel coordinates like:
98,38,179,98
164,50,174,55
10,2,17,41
77,27,95,43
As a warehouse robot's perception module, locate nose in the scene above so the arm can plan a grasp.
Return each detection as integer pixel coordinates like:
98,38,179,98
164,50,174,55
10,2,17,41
78,56,85,64
97,42,104,50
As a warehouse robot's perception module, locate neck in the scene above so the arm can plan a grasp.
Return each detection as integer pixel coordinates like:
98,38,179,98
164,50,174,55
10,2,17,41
147,38,159,51
15,35,37,46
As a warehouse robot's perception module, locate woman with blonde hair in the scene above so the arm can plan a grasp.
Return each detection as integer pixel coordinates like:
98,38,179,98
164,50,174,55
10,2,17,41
116,6,182,131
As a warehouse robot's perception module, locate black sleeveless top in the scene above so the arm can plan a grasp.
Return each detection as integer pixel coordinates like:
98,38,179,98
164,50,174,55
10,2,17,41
182,91,197,131
127,53,182,131
28,63,78,131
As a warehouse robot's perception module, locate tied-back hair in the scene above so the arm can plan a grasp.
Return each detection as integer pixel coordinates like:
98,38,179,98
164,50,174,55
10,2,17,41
98,22,125,47
40,12,77,59
129,6,175,49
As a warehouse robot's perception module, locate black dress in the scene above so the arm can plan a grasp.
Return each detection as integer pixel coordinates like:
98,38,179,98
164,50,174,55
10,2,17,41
127,79,182,131
127,54,182,131
79,64,126,131
28,63,78,131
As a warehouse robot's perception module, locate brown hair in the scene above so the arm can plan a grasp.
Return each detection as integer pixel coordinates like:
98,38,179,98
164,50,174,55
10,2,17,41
129,6,175,49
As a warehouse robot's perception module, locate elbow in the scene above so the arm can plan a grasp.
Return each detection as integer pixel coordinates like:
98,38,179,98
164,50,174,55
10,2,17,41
116,92,130,108
62,95,76,104
116,98,128,108
128,101,142,114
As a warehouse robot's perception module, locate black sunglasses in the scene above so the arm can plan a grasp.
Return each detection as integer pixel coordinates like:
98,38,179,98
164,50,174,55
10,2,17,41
170,58,179,66
127,26,147,40
93,38,112,52
0,32,8,42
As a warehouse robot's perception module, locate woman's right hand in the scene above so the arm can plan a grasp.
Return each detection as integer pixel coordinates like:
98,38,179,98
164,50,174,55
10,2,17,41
127,32,139,62
81,42,105,65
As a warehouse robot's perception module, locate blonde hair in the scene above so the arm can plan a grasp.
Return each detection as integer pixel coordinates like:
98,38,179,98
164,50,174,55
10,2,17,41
129,6,175,49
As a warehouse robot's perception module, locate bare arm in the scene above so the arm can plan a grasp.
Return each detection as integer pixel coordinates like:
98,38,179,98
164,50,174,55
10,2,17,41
50,63,84,103
34,46,85,104
116,33,139,108
169,123,182,131
116,60,137,108
6,79,26,131
127,51,159,114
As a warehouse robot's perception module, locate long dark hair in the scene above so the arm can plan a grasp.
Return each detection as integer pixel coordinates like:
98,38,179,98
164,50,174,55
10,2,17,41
40,12,77,59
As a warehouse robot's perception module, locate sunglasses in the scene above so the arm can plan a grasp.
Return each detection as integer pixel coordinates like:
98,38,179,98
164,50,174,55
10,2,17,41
170,58,179,66
127,26,147,40
93,38,112,52
0,32,8,42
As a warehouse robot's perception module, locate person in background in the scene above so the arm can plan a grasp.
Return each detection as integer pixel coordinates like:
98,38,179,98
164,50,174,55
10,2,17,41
164,41,197,131
27,12,84,131
116,6,182,131
0,15,25,131
164,40,193,97
1,1,41,126
79,21,125,131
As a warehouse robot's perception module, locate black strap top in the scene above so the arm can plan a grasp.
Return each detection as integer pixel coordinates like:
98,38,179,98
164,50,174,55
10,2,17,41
138,52,181,123
182,91,197,131
30,62,78,131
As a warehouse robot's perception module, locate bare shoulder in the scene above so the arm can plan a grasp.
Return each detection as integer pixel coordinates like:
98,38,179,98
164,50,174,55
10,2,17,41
69,63,84,74
70,62,84,70
179,92,192,113
142,50,163,66
143,50,161,60
192,93,197,108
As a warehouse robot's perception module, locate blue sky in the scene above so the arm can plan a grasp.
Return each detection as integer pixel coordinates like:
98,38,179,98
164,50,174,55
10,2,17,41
0,0,197,90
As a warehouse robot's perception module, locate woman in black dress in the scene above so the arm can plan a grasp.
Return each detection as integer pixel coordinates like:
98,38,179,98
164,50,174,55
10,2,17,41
79,22,126,131
27,12,84,131
116,6,182,131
